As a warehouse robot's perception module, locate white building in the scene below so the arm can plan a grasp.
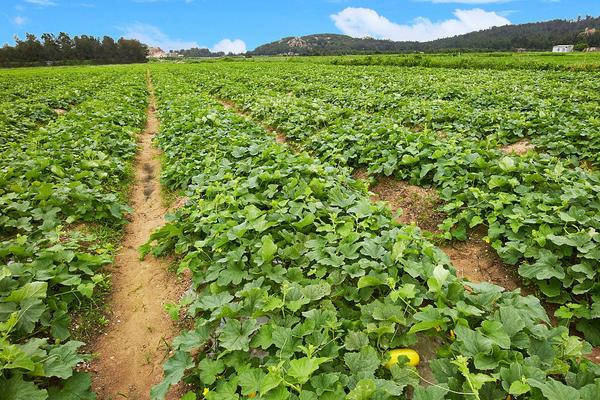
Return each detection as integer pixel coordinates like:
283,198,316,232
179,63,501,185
552,45,574,53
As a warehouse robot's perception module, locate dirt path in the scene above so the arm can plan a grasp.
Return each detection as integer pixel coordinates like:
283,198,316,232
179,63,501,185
90,72,187,400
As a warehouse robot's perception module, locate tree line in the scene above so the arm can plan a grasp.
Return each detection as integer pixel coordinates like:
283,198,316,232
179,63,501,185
425,16,600,52
0,33,148,67
175,47,226,58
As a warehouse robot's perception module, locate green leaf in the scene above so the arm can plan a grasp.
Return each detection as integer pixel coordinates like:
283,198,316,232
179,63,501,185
48,372,96,400
198,358,225,385
197,292,234,310
357,275,385,289
260,235,278,264
498,156,516,171
76,283,95,299
0,373,48,400
310,373,340,395
528,378,581,400
469,215,483,228
219,319,259,351
172,327,210,352
345,331,369,351
15,298,46,333
413,385,449,400
259,372,283,396
50,165,66,177
3,282,48,302
480,320,510,349
346,379,376,400
180,393,196,400
344,346,380,379
427,265,449,293
499,306,526,337
509,380,531,396
238,368,264,395
150,351,194,400
44,341,85,379
287,357,330,384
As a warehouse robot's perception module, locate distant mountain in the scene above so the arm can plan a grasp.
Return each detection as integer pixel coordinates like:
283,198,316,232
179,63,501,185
251,16,600,55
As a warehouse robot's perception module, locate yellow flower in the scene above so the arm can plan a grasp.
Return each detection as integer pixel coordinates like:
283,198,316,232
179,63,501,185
203,388,210,396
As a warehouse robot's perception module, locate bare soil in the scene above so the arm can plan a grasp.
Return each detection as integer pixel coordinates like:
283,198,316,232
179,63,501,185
501,139,535,155
275,132,288,144
354,171,445,233
167,196,188,213
90,73,189,400
588,347,600,364
54,108,67,115
441,231,520,290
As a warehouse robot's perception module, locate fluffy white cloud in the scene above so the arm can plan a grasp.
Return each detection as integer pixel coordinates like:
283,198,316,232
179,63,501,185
14,16,27,25
121,23,199,50
212,38,247,54
120,23,246,54
25,0,57,6
331,7,511,42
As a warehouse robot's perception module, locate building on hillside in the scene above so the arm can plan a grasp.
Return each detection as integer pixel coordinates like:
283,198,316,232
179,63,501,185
552,45,574,53
148,47,167,58
584,47,600,52
515,48,527,53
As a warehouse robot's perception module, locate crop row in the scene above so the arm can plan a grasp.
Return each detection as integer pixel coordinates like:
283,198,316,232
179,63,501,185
0,68,126,151
146,69,599,400
172,62,600,345
327,54,600,72
0,68,147,399
198,62,600,165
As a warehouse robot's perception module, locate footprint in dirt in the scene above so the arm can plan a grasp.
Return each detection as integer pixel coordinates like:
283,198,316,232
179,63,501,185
142,163,155,199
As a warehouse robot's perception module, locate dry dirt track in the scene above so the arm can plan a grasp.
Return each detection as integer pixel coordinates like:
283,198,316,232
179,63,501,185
90,72,187,400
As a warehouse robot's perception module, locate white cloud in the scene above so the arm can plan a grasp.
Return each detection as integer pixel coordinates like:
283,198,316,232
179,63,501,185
120,23,199,50
14,16,27,25
120,22,246,54
25,0,57,6
331,7,510,42
212,38,247,54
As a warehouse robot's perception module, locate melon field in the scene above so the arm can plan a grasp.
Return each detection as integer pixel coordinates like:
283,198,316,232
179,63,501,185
1,59,599,400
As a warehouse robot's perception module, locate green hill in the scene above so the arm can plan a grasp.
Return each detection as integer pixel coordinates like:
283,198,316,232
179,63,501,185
251,16,600,55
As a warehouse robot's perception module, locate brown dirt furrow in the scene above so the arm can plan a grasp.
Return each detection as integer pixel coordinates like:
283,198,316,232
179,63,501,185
90,72,188,400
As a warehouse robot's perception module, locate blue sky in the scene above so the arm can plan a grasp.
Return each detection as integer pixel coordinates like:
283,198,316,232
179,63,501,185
2,0,600,52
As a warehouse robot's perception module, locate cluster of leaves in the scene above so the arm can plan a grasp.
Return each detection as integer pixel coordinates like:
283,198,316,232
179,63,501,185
0,67,120,151
201,63,600,165
0,66,147,398
328,53,600,72
145,69,600,400
184,62,600,344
